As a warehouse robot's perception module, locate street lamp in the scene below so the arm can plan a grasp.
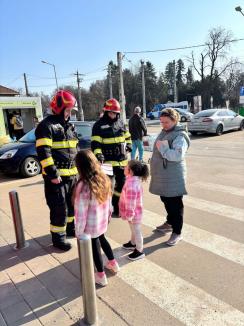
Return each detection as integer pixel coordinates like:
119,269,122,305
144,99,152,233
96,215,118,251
41,60,59,90
235,6,244,16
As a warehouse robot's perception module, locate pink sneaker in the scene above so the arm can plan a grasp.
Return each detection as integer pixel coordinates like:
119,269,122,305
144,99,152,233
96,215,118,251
95,272,108,286
105,259,120,273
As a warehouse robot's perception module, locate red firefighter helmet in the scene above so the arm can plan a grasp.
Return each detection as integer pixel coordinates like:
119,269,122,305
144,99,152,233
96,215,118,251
50,90,77,115
103,98,121,113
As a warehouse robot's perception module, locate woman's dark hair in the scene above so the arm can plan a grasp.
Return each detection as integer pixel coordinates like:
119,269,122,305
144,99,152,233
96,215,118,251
128,160,149,182
75,149,111,203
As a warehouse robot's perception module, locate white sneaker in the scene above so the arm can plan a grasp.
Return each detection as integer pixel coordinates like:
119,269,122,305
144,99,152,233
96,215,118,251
95,272,108,286
166,233,182,246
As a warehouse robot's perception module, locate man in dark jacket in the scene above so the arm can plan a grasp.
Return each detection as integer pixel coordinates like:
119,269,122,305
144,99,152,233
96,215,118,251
35,90,78,251
129,106,147,162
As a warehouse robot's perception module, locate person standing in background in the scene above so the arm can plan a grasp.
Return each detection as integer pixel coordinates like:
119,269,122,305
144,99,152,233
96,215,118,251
129,106,147,162
10,111,24,140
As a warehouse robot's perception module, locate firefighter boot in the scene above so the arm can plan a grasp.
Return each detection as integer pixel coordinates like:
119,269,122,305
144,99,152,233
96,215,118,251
66,221,75,237
51,232,72,251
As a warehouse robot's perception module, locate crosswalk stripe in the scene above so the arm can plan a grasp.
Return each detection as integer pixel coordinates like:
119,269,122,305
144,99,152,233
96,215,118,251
190,182,244,197
185,196,244,223
108,238,244,326
143,210,244,266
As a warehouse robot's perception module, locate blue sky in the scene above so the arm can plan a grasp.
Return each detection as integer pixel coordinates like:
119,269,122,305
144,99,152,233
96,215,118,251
0,0,244,95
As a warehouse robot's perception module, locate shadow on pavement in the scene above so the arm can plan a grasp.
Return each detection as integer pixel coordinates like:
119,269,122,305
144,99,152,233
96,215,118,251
19,180,43,187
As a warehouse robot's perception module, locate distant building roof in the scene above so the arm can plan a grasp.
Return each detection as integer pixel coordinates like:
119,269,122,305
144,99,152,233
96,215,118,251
0,85,20,96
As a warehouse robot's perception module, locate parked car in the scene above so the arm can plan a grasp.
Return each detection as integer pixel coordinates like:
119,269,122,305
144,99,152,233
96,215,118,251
174,107,194,122
0,121,93,177
188,109,244,136
147,105,193,122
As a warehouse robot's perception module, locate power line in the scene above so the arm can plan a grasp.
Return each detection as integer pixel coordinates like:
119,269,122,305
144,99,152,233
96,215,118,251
5,75,23,86
123,38,244,54
82,66,107,75
26,74,73,80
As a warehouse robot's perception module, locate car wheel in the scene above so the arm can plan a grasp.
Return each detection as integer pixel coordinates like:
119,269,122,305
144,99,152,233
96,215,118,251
239,120,244,131
20,157,41,177
216,124,223,136
190,131,198,135
181,116,187,122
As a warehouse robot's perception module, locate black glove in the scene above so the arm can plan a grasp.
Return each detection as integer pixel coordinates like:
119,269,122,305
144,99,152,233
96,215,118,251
126,144,132,153
96,153,105,163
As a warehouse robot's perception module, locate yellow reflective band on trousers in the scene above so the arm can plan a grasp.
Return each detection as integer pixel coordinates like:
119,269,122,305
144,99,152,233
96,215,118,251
40,156,54,168
36,138,53,147
105,160,128,167
50,224,66,233
102,136,125,144
42,166,78,176
126,139,132,144
113,190,121,197
94,148,102,155
52,140,78,149
67,216,74,223
91,135,102,143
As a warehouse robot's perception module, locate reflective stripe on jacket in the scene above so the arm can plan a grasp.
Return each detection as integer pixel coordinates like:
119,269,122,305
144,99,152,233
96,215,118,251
91,115,131,165
35,115,78,179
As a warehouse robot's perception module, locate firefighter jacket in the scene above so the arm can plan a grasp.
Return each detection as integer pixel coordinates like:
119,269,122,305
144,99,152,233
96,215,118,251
91,115,132,167
35,115,78,179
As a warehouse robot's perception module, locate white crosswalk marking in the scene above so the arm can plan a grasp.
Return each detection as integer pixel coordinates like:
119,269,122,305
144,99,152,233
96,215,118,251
185,196,244,222
190,182,244,197
108,239,244,326
143,210,244,266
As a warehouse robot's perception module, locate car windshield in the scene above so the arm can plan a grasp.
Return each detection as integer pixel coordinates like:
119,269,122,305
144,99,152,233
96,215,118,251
19,129,36,143
194,110,217,117
75,124,92,138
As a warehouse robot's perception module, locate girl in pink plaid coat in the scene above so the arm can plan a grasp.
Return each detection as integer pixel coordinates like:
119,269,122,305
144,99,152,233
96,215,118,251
119,160,149,261
74,150,119,287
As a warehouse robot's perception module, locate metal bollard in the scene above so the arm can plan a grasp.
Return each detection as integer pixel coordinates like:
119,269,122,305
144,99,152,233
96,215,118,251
77,234,98,325
9,190,28,249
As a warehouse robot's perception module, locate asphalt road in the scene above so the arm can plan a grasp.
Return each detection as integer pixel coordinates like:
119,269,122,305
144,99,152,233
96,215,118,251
0,126,244,325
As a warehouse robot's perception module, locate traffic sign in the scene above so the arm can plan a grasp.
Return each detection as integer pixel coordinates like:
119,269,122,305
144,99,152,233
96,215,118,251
240,86,244,104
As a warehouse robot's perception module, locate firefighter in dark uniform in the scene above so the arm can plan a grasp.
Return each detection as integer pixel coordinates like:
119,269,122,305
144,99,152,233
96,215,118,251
91,98,132,216
35,90,78,251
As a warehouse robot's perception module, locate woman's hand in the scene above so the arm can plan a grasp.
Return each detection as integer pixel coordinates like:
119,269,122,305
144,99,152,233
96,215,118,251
156,140,169,150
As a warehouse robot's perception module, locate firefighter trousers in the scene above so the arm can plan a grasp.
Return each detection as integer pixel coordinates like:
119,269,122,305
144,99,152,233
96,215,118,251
44,176,76,242
111,166,126,215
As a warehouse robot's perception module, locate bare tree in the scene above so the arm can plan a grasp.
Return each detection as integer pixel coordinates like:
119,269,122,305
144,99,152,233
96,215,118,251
189,27,237,81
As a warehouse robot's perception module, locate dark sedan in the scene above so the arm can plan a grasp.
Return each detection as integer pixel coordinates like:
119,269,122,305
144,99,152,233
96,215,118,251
0,121,93,177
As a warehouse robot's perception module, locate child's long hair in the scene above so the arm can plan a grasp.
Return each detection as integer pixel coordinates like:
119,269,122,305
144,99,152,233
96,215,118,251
128,160,149,182
75,149,111,204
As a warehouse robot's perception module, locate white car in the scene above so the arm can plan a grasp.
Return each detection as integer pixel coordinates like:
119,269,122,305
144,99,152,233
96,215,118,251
188,109,244,136
174,108,194,122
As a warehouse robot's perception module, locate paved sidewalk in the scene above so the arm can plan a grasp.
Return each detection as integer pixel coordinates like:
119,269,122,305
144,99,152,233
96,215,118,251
0,199,126,326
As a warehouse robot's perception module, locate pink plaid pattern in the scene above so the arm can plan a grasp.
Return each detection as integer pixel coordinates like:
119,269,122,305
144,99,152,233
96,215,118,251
74,181,112,238
119,176,143,224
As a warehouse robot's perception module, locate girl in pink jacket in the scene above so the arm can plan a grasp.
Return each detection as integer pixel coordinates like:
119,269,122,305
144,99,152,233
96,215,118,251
74,149,119,287
119,160,149,261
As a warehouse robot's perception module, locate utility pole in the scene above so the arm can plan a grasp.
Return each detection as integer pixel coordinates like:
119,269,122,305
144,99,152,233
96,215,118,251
108,63,113,98
74,70,84,121
173,60,178,103
117,52,126,123
141,60,146,119
23,73,29,96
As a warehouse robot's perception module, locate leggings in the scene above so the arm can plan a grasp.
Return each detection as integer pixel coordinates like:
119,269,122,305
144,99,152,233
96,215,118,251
91,234,114,272
129,223,143,252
